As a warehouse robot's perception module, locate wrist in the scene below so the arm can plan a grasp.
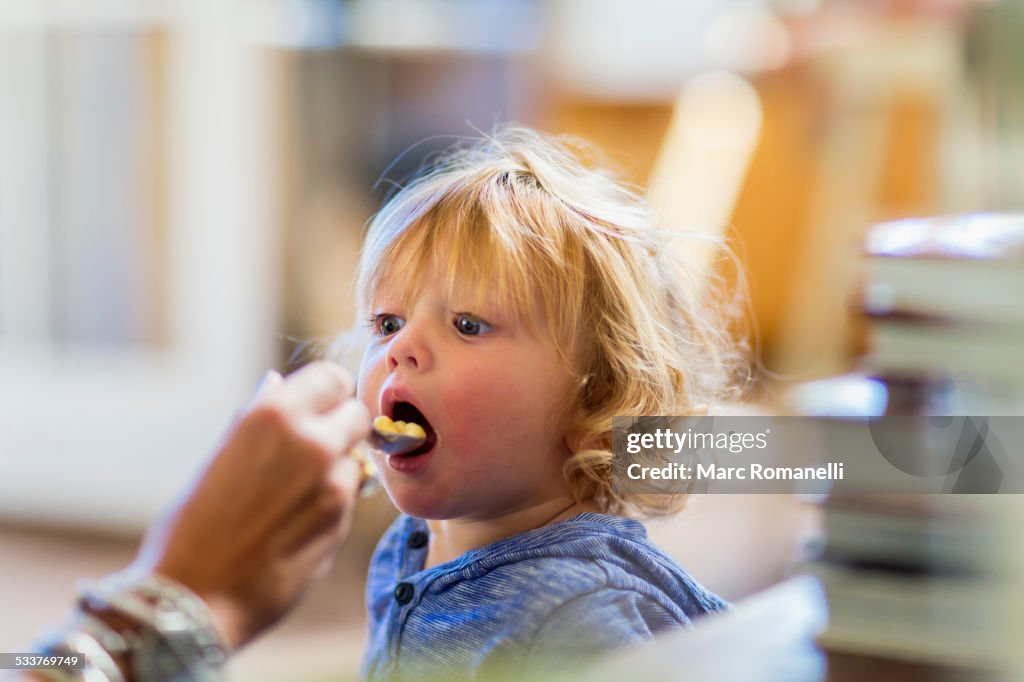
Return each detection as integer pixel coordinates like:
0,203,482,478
188,589,247,652
149,559,246,651
41,571,231,682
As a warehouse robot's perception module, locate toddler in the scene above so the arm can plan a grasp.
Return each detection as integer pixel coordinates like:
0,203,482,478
349,127,742,681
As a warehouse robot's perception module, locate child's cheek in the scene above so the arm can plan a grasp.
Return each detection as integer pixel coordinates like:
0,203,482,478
356,347,387,413
440,369,534,452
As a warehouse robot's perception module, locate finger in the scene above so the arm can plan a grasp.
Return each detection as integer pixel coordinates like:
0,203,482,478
275,464,358,556
253,417,365,530
287,509,351,580
329,456,362,500
311,400,373,455
280,361,354,415
274,492,344,556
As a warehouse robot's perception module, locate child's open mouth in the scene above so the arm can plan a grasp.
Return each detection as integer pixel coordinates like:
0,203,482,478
389,401,437,458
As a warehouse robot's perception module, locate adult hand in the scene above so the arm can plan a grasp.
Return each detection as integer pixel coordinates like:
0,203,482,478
130,361,371,650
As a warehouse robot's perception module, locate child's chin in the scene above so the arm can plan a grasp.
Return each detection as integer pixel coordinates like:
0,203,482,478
387,489,461,521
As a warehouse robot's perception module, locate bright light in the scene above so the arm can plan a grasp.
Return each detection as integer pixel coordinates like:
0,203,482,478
705,4,793,73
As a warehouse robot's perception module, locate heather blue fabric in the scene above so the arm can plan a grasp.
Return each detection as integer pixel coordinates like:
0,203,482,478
360,512,728,681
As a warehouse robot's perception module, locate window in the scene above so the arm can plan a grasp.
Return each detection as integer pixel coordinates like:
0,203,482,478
0,3,283,531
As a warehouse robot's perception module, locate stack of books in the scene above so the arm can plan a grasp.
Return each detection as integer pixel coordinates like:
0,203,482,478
860,213,1024,410
805,493,1006,674
787,374,1014,676
789,214,1024,677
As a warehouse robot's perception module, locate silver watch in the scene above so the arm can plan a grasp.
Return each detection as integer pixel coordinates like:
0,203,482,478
78,573,228,682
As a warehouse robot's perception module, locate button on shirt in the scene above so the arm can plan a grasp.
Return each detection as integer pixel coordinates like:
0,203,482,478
361,512,728,681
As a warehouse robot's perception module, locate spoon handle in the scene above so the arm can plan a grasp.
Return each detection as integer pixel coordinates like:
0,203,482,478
348,443,381,497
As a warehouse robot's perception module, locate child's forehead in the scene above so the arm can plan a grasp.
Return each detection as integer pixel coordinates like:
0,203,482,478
371,266,518,318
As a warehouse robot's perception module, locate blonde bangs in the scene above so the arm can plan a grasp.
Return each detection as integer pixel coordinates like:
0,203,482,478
359,172,590,362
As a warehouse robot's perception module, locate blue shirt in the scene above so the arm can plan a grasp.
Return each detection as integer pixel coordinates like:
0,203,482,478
361,512,728,681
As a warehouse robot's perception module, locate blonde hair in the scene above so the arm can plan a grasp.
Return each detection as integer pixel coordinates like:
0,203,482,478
349,126,747,518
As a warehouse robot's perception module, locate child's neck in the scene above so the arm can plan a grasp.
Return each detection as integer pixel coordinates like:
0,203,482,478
423,497,602,570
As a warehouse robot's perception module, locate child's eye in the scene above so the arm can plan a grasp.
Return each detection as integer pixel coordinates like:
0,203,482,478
370,313,405,337
454,313,491,336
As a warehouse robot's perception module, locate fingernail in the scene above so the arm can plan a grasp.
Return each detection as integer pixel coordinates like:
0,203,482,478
254,369,278,395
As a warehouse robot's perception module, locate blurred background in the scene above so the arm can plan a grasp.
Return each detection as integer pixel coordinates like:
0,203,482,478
1,0,1022,680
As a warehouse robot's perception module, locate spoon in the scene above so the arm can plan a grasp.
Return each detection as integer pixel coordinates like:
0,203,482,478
351,419,428,497
369,426,427,456
369,416,427,456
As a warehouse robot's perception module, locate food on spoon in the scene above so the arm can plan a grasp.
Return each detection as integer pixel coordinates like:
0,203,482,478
373,415,427,440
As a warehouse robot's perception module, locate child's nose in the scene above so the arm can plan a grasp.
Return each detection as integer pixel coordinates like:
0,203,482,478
388,352,417,371
385,323,433,373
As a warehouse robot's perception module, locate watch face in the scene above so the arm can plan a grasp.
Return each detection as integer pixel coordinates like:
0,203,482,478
134,629,197,682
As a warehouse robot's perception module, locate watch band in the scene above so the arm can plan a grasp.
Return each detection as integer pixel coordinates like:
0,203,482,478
35,616,124,682
77,573,228,682
59,628,125,682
